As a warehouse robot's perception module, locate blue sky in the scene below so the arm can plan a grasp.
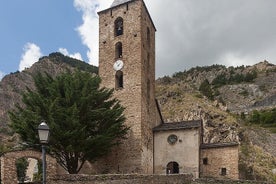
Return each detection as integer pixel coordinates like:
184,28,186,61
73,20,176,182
0,0,110,79
0,1,78,69
1,0,276,80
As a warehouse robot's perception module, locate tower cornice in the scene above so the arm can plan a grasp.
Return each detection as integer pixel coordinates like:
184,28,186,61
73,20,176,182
97,0,156,31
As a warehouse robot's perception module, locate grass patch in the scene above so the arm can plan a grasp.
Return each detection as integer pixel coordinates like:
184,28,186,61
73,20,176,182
268,127,276,133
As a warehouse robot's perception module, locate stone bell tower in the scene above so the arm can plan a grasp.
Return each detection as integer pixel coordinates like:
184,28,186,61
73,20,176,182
98,0,159,174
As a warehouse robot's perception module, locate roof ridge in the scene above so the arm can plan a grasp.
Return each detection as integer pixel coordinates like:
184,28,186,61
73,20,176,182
153,120,202,132
111,0,133,8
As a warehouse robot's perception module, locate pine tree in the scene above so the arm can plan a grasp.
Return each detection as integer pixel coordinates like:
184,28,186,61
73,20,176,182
9,71,128,174
199,79,214,100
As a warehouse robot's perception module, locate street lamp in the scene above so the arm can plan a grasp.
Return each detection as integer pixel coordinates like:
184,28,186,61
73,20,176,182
38,121,50,184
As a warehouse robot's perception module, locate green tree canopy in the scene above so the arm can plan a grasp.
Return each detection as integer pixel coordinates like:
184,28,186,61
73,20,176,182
249,108,276,125
9,71,128,174
16,158,29,183
199,79,214,100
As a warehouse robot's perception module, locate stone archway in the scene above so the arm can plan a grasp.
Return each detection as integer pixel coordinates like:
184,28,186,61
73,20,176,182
1,149,57,184
166,161,179,174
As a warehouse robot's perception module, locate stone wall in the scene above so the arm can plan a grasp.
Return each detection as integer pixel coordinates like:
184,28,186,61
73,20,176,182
97,0,158,174
194,178,272,184
1,150,57,184
48,174,272,184
200,144,239,180
140,0,159,175
49,174,193,184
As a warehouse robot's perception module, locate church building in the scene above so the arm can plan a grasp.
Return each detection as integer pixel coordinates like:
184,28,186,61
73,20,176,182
97,0,239,179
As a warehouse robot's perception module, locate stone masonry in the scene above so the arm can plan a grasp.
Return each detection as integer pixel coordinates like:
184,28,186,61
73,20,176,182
200,143,239,180
0,0,241,182
1,149,57,184
97,0,160,174
48,174,272,184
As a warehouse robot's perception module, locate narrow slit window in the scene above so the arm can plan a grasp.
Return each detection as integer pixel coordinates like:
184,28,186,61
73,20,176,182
115,71,123,89
203,158,208,165
115,42,123,59
147,27,150,46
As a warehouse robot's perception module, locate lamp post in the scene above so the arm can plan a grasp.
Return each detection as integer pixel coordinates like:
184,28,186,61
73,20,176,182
38,121,50,184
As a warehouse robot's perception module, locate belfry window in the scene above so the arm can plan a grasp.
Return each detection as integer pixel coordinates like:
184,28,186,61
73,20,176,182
115,71,123,89
115,17,123,36
115,42,123,59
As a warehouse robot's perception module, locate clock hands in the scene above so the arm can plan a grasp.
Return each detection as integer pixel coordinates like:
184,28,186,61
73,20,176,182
113,60,124,71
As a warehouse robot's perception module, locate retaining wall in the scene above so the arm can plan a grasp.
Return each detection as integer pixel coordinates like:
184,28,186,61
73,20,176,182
48,174,273,184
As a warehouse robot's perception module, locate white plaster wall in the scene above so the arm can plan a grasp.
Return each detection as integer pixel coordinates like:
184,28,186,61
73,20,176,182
154,128,200,178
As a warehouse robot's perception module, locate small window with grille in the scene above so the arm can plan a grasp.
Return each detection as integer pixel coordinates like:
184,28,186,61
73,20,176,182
221,168,227,176
203,158,208,165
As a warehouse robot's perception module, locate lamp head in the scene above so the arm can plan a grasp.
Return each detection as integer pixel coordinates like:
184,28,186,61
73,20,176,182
38,121,50,144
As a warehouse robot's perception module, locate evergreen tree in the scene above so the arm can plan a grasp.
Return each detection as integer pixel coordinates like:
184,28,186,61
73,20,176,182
16,158,29,183
9,71,128,174
199,79,214,100
212,74,228,88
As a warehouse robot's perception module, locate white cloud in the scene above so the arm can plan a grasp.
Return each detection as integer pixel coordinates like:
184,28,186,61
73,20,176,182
144,0,276,77
220,52,256,68
0,71,5,81
19,43,42,71
58,48,83,60
73,0,276,77
73,0,113,66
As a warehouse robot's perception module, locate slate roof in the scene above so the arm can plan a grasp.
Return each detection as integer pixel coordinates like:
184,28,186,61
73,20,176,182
201,142,239,149
111,0,134,8
153,120,202,132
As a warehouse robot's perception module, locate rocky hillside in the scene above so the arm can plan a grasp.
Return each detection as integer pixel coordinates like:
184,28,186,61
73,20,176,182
0,56,275,182
156,61,275,140
165,61,275,112
156,60,276,182
0,53,97,147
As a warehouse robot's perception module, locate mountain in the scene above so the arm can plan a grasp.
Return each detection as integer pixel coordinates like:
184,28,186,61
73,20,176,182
156,60,276,181
0,53,97,147
0,55,275,182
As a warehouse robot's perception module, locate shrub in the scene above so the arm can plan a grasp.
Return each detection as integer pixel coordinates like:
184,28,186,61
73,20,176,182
199,79,214,100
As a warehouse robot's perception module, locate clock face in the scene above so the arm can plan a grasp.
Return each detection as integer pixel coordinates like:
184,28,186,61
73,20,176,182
113,60,124,71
